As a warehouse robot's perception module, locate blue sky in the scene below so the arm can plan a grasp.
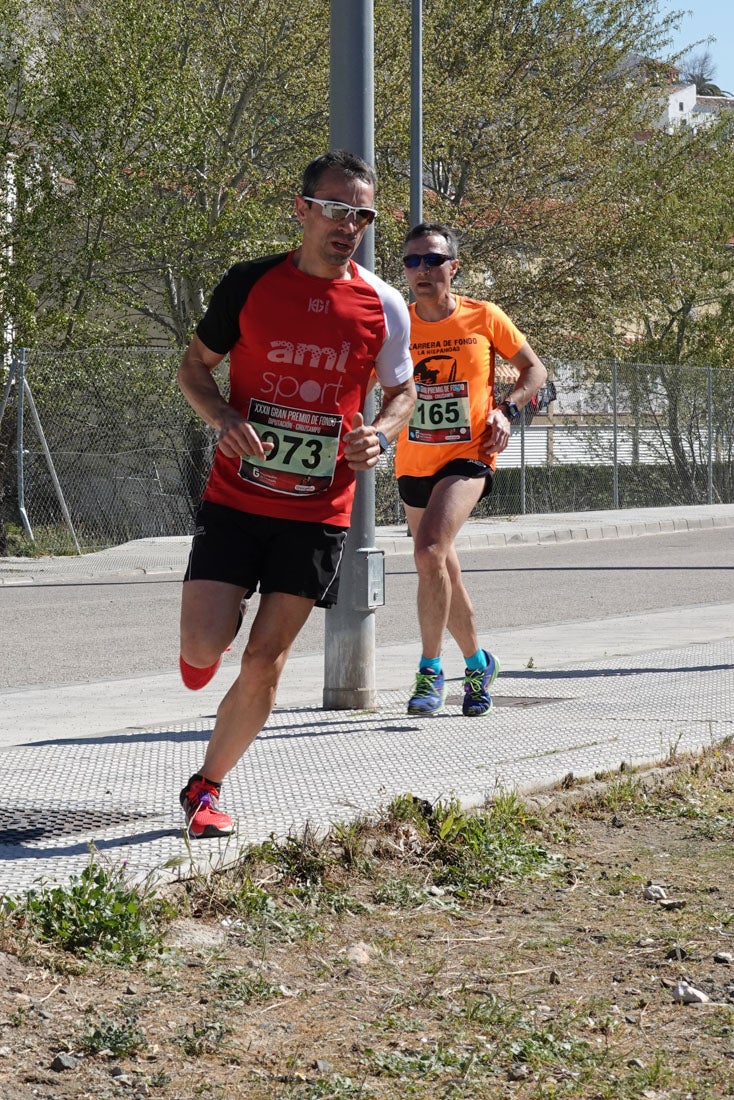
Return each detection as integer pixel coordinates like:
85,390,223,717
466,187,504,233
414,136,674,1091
665,0,734,94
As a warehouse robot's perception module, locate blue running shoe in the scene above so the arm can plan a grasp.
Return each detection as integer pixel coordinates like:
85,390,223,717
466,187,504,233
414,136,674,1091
462,651,500,716
407,668,447,716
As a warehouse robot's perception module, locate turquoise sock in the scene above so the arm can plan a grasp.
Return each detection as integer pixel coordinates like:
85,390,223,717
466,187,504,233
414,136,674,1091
419,656,442,674
465,649,488,672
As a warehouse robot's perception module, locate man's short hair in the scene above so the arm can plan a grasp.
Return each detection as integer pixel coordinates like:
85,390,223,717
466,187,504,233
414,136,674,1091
301,150,377,197
403,222,459,259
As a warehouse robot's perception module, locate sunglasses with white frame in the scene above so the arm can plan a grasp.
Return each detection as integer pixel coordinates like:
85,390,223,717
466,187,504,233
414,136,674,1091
303,196,377,226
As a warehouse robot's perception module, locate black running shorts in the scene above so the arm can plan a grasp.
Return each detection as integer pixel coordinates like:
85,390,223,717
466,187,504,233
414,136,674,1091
184,501,347,609
397,459,494,510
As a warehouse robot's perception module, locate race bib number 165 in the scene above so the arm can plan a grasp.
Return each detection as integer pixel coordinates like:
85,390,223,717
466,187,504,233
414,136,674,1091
408,381,472,444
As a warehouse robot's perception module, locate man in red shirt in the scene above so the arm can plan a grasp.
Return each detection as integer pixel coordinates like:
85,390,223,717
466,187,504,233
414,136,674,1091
177,151,415,838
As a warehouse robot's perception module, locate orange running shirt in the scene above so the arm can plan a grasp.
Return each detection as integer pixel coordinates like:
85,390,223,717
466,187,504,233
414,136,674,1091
394,295,525,477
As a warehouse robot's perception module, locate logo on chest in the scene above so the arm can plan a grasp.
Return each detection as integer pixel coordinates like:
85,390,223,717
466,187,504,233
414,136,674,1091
262,340,352,406
267,340,350,372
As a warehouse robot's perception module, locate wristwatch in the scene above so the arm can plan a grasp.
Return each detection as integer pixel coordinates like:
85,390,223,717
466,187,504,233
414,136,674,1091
375,430,390,454
498,400,521,424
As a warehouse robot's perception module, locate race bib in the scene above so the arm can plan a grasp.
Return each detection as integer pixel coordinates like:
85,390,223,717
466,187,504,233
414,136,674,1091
408,381,472,444
238,400,342,495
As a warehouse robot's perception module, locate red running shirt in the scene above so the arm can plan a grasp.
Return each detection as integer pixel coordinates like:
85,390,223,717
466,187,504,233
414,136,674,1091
197,252,412,526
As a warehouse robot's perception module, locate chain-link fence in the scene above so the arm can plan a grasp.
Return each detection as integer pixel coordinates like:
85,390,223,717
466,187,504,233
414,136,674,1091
1,349,732,553
0,348,215,552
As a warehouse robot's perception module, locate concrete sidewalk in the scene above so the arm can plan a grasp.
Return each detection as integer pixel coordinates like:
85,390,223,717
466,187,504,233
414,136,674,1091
1,503,733,899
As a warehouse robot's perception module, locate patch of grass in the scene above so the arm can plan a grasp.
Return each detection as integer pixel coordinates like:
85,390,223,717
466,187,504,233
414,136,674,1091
429,793,563,897
255,823,330,886
386,792,434,831
80,1012,148,1056
580,775,648,816
205,966,283,1006
175,1019,231,1057
14,853,172,963
1,521,89,557
370,1041,470,1079
457,991,520,1029
576,745,734,830
185,871,275,920
595,1052,672,1098
330,817,373,869
276,1075,368,1099
181,793,564,942
506,1019,593,1070
373,878,431,909
287,883,370,915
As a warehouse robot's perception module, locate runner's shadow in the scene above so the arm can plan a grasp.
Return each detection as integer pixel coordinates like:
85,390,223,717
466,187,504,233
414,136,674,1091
0,826,184,859
499,664,733,679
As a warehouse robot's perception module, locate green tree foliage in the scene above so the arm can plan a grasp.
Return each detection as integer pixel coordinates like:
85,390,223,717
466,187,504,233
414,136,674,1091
0,0,42,352
25,0,328,348
374,0,734,359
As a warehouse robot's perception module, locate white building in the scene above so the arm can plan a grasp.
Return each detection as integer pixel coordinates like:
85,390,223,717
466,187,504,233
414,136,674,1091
660,83,734,134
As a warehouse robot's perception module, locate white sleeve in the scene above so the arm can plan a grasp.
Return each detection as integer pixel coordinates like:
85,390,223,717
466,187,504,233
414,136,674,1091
356,266,414,387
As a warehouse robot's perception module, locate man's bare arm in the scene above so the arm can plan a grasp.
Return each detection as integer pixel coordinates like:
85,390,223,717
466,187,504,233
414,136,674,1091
343,378,417,471
177,334,273,460
504,343,548,408
482,342,548,457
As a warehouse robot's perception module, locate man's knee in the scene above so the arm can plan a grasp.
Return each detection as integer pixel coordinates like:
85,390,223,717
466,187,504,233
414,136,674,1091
238,641,291,695
180,631,225,668
414,539,450,576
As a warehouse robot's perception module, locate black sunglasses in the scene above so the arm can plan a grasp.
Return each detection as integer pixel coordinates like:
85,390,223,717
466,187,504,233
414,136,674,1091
402,252,453,268
305,197,377,226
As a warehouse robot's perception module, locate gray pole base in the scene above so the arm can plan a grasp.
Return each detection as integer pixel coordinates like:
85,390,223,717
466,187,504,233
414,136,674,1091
323,521,378,710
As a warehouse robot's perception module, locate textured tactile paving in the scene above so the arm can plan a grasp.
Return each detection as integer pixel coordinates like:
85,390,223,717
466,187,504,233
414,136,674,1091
1,639,731,897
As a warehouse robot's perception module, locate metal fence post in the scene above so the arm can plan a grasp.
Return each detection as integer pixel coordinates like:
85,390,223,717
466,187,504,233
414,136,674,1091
612,359,619,509
519,412,526,514
0,353,17,428
15,349,34,540
707,365,713,504
323,0,380,710
22,375,82,553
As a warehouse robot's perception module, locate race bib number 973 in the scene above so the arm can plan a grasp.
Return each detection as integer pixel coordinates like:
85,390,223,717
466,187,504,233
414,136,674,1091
238,400,342,495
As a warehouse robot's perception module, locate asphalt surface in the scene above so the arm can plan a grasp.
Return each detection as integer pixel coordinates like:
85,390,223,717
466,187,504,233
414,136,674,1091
0,503,732,898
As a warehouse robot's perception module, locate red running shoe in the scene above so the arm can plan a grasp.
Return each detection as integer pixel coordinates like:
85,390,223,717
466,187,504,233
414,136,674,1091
179,774,233,838
179,656,221,690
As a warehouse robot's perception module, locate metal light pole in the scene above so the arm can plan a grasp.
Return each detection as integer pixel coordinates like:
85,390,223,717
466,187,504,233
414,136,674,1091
323,0,381,710
410,0,423,229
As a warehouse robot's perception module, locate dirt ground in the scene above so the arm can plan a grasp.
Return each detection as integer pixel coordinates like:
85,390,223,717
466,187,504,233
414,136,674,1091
1,747,732,1100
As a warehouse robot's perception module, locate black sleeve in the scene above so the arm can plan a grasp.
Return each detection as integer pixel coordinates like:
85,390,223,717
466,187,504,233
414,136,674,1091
196,253,288,354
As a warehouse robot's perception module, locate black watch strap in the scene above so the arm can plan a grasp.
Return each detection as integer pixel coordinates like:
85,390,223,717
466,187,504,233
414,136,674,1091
498,400,520,423
375,430,390,454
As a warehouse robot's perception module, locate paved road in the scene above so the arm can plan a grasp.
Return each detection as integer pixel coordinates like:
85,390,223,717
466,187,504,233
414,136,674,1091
2,527,733,690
